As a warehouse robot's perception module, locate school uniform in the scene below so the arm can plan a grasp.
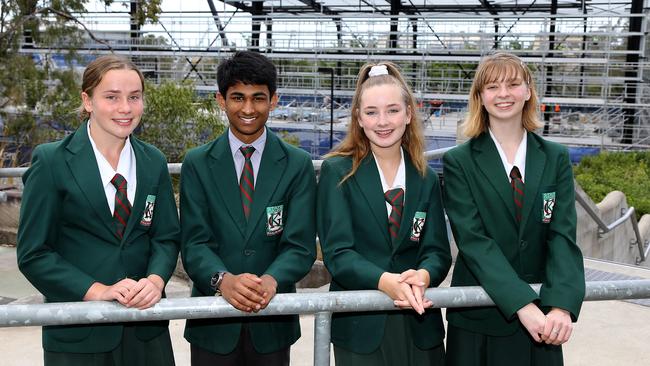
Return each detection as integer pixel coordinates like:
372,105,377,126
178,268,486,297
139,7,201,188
317,151,451,366
442,131,585,366
180,128,317,363
17,122,180,365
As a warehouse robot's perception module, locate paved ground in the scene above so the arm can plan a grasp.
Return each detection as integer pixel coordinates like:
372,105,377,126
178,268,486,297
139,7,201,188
1,245,649,365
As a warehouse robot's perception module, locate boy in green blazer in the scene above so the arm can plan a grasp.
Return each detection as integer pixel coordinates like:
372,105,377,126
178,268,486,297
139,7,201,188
317,62,451,366
17,55,179,366
443,52,585,366
180,51,317,366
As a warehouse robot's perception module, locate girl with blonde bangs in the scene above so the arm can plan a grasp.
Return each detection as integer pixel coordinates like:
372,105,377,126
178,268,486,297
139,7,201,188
443,52,584,366
463,53,543,138
317,62,451,366
327,62,427,182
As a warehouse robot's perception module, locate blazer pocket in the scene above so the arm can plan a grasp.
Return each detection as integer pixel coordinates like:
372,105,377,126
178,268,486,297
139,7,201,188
45,324,93,343
264,200,286,240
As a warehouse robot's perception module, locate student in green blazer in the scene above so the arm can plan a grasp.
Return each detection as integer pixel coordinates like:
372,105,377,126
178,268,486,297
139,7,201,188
17,55,180,366
180,51,316,366
443,52,585,366
317,62,452,366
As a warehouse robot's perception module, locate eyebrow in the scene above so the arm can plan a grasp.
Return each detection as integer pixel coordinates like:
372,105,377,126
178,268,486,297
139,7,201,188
102,89,142,94
229,92,269,98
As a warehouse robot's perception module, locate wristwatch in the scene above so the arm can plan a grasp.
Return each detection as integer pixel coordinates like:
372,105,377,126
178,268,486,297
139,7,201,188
210,271,227,295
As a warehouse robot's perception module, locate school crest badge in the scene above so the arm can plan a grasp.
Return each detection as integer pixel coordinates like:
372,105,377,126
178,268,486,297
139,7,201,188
410,211,427,241
140,195,156,226
542,192,556,223
266,204,284,236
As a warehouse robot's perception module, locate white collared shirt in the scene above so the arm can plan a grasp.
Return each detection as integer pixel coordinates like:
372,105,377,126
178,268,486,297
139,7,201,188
87,121,137,215
228,128,267,187
373,147,406,216
489,128,527,183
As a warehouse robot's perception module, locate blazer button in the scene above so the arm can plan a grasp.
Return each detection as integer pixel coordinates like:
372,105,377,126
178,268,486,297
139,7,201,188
520,240,528,249
244,249,255,256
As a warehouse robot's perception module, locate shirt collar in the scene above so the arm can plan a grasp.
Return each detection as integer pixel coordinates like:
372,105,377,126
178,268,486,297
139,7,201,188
374,147,406,193
87,120,134,188
488,128,527,182
228,127,267,157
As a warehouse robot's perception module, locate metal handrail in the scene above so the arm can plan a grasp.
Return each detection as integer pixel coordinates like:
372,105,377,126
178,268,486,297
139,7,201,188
575,193,648,264
1,280,650,366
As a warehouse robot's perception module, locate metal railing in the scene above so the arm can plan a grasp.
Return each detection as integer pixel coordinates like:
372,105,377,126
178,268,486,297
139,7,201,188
1,280,649,366
575,193,649,264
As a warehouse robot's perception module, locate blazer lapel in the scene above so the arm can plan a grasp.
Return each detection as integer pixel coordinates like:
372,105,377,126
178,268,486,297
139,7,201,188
394,154,422,251
122,137,153,242
519,133,546,235
244,131,286,242
209,134,247,238
473,133,517,226
64,124,116,240
354,154,391,246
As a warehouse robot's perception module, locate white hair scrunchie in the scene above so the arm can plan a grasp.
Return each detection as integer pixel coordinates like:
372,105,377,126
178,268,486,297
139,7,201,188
368,64,389,78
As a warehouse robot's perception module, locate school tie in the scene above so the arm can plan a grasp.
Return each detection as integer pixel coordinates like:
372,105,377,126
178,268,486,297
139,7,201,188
239,145,256,219
510,166,524,222
110,173,131,239
384,188,404,245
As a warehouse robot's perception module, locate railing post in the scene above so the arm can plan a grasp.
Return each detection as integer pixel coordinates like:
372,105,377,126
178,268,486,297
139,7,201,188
313,311,332,366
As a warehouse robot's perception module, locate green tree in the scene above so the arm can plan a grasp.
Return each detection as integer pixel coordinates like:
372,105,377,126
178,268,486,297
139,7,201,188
0,0,163,165
138,82,224,163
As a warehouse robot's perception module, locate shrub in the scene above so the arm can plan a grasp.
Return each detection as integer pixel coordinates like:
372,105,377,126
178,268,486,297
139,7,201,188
574,151,650,218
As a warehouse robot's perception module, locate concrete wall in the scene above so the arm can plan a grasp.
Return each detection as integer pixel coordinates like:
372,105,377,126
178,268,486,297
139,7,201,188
576,182,650,267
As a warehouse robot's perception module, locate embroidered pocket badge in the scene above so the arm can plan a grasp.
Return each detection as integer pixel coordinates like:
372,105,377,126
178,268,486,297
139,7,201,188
140,195,156,226
542,192,556,223
410,211,427,241
266,204,284,236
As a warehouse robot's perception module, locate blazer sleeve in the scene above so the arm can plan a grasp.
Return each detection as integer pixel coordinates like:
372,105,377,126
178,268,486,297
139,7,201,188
17,146,97,300
443,151,538,319
263,153,317,287
317,159,386,290
145,154,181,283
179,151,227,295
416,174,452,287
539,148,585,320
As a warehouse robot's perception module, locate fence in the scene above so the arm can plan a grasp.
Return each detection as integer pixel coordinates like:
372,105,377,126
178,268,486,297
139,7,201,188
1,280,650,365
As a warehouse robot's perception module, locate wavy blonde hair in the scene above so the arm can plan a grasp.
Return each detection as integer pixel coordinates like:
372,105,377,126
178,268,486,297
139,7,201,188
327,62,427,183
462,52,542,138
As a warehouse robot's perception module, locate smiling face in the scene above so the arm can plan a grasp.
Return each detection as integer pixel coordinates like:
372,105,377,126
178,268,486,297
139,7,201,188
217,82,278,144
82,68,144,146
357,83,410,154
480,75,531,126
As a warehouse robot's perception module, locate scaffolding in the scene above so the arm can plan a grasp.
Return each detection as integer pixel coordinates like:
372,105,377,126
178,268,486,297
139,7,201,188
18,0,650,148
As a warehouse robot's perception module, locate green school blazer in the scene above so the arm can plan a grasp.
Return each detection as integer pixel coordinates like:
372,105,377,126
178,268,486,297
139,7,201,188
443,131,585,336
317,154,452,354
180,128,317,355
17,123,180,353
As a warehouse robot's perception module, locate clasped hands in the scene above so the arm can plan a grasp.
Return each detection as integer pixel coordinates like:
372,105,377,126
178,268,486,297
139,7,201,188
378,269,431,315
218,273,278,313
83,274,165,310
517,303,574,345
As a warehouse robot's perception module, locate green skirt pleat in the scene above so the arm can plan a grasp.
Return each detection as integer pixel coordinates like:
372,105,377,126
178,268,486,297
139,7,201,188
445,324,563,366
334,313,445,366
44,326,175,366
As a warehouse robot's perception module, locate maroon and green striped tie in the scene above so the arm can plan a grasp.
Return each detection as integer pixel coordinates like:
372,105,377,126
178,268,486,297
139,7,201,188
510,166,524,222
239,145,256,220
110,173,131,239
384,188,404,245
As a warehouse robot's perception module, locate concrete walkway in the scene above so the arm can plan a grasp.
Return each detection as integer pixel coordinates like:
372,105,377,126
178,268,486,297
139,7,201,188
1,245,649,365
